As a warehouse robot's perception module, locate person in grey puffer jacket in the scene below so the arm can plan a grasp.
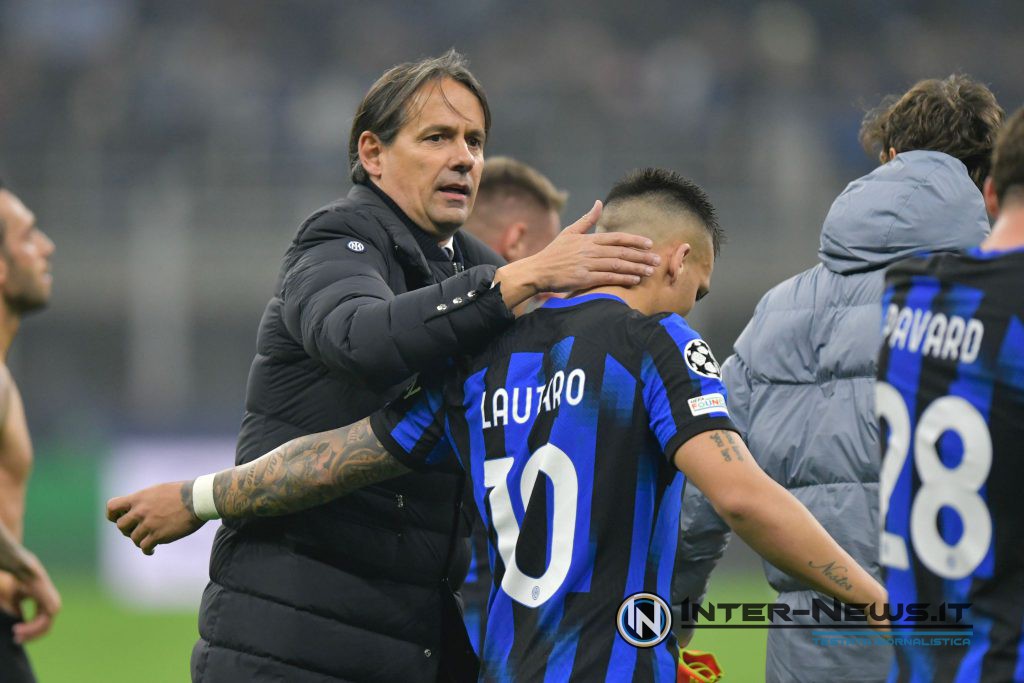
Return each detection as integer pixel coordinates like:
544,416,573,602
672,75,1003,682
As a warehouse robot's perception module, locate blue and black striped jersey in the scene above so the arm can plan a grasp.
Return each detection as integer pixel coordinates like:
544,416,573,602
877,247,1024,683
371,293,735,681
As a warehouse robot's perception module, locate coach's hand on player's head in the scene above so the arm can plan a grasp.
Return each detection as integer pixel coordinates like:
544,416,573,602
492,201,661,310
10,550,61,644
106,481,206,556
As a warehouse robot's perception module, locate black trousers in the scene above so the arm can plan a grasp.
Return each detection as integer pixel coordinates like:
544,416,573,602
0,612,35,683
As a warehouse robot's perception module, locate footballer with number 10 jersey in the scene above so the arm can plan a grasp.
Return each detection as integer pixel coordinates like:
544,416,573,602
370,292,736,681
877,247,1024,682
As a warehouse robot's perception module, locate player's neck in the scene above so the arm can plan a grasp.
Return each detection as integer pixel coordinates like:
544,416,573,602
980,202,1024,252
0,308,20,361
582,284,658,316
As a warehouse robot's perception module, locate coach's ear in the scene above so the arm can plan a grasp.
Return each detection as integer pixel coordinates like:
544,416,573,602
983,176,1000,219
358,131,386,180
667,243,691,284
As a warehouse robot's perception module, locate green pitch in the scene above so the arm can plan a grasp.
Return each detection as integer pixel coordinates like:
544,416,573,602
26,575,197,682
688,571,774,681
26,571,771,682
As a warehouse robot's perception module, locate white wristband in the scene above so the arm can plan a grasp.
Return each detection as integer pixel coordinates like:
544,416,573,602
192,473,220,521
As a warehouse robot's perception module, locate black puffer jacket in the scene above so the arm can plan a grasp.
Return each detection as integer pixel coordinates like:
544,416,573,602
191,183,514,682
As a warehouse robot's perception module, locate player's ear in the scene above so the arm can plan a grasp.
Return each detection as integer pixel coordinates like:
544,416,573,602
983,176,1000,219
667,243,690,284
358,131,386,180
501,222,528,261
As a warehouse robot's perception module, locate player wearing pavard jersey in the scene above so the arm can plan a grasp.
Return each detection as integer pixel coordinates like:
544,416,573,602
877,108,1024,683
107,169,889,681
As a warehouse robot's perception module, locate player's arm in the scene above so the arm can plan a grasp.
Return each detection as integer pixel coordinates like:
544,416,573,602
0,521,61,643
106,418,410,555
675,429,887,616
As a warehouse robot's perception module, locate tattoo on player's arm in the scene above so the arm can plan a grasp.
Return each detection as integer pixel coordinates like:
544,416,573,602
210,419,410,519
723,431,745,461
179,481,200,523
808,560,854,592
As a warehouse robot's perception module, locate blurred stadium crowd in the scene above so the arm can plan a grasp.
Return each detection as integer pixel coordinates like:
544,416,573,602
1,0,1020,438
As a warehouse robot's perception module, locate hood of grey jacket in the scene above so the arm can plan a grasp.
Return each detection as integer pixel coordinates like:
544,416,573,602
818,150,990,275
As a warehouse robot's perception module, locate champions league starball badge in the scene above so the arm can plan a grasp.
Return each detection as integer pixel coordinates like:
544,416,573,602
684,338,721,379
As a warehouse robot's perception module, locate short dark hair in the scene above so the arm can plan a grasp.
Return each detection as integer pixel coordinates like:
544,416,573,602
859,74,1004,189
348,49,491,184
477,157,567,212
604,168,722,256
991,107,1024,204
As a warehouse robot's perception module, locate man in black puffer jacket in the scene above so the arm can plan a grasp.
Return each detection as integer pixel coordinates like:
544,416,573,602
190,50,660,682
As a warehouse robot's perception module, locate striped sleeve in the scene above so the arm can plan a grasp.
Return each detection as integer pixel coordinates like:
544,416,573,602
369,375,457,472
640,314,737,460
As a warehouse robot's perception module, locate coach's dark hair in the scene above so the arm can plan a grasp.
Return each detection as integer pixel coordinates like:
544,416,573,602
348,49,491,184
604,168,722,256
990,107,1024,204
860,75,1004,189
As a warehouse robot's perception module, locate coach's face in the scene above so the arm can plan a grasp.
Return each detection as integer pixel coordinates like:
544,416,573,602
363,78,486,238
0,189,55,314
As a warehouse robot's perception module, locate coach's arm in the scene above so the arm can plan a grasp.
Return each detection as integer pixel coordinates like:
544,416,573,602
283,202,658,391
674,429,887,621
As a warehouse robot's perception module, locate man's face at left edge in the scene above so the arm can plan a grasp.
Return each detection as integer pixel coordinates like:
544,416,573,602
373,78,486,238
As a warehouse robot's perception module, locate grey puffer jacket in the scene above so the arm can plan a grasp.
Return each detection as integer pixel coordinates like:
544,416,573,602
673,151,990,683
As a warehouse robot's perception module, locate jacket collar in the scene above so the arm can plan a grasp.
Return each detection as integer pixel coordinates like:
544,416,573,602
348,182,436,282
360,180,455,262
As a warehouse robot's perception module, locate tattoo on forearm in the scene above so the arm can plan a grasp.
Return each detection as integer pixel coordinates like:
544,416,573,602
808,560,854,592
212,419,409,519
0,523,31,578
180,481,199,522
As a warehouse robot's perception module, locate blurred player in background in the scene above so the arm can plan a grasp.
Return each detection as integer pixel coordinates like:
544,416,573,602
676,75,1004,682
462,156,565,270
0,180,60,682
877,107,1024,682
109,169,888,681
459,155,566,651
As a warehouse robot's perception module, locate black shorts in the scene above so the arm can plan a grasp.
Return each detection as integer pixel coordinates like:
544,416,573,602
0,611,36,683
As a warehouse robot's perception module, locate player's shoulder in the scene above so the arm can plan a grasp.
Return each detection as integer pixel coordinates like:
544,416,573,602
641,313,725,375
640,312,704,347
888,246,1024,290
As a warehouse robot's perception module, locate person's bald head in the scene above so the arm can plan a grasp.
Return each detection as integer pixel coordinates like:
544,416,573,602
595,168,722,317
462,156,567,262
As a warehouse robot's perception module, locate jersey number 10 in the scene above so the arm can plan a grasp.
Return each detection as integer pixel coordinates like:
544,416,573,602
876,382,993,580
484,444,578,608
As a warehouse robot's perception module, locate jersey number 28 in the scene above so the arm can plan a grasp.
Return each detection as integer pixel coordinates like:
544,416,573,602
876,382,992,580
